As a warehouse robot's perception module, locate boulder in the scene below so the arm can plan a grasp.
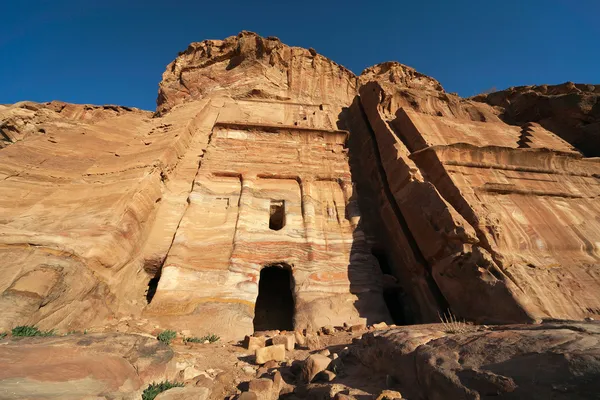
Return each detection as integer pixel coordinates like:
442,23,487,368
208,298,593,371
305,332,322,350
245,335,267,351
273,371,293,395
238,392,258,400
294,330,306,347
375,390,402,400
182,366,204,381
255,345,285,364
315,370,336,382
349,324,366,333
301,354,332,383
248,378,274,400
372,322,388,330
271,334,295,351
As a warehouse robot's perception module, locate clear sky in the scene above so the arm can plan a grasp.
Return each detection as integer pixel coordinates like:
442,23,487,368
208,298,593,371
2,0,597,111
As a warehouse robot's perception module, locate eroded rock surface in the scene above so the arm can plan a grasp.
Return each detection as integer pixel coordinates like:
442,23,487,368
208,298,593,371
473,83,600,156
157,31,356,115
0,31,599,348
347,65,600,325
356,322,600,399
0,333,173,400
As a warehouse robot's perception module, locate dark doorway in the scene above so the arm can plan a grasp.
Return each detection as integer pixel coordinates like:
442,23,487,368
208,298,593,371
253,265,294,331
372,248,412,325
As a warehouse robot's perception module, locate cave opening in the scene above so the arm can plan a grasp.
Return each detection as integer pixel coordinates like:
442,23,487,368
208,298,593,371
253,264,294,332
372,248,412,325
269,200,286,231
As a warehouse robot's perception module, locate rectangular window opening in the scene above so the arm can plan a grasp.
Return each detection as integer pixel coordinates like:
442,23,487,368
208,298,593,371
269,200,286,231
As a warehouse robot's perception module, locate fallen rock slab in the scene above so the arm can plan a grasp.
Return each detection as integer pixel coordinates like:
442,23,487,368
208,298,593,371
271,334,295,351
245,335,267,351
255,344,285,364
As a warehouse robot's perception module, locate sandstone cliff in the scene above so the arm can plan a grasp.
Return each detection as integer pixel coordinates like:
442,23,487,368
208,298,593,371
0,31,599,344
348,66,600,326
473,82,600,156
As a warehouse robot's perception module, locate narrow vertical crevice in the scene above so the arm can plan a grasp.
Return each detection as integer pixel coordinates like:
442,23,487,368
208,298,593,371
372,247,414,325
342,98,450,320
144,104,222,305
146,271,161,303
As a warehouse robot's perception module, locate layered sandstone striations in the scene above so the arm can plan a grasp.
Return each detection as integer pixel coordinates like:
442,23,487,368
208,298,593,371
0,31,599,343
349,62,600,324
146,32,388,337
0,32,387,341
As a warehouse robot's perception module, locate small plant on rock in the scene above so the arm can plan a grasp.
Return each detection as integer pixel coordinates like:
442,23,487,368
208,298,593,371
141,380,184,400
157,330,177,345
183,336,202,344
438,311,475,334
183,333,220,344
0,332,6,339
204,333,220,343
11,325,55,337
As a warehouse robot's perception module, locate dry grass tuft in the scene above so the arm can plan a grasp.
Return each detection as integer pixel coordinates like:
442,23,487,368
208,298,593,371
438,311,478,334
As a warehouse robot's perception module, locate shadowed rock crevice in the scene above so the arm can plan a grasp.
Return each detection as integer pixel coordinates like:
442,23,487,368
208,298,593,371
372,247,413,325
342,98,450,324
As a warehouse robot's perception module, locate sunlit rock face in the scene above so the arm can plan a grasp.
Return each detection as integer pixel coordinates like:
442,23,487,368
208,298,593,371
350,74,600,325
473,82,600,157
156,30,357,116
0,31,599,340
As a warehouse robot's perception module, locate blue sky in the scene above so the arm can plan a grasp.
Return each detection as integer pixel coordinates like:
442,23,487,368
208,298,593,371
1,0,597,111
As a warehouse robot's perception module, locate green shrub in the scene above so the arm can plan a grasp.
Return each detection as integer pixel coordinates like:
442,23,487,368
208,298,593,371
203,334,220,343
183,334,220,344
11,326,55,337
142,380,184,400
157,330,177,345
0,332,6,339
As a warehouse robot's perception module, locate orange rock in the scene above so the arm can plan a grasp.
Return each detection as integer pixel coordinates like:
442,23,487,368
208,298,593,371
1,31,599,347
